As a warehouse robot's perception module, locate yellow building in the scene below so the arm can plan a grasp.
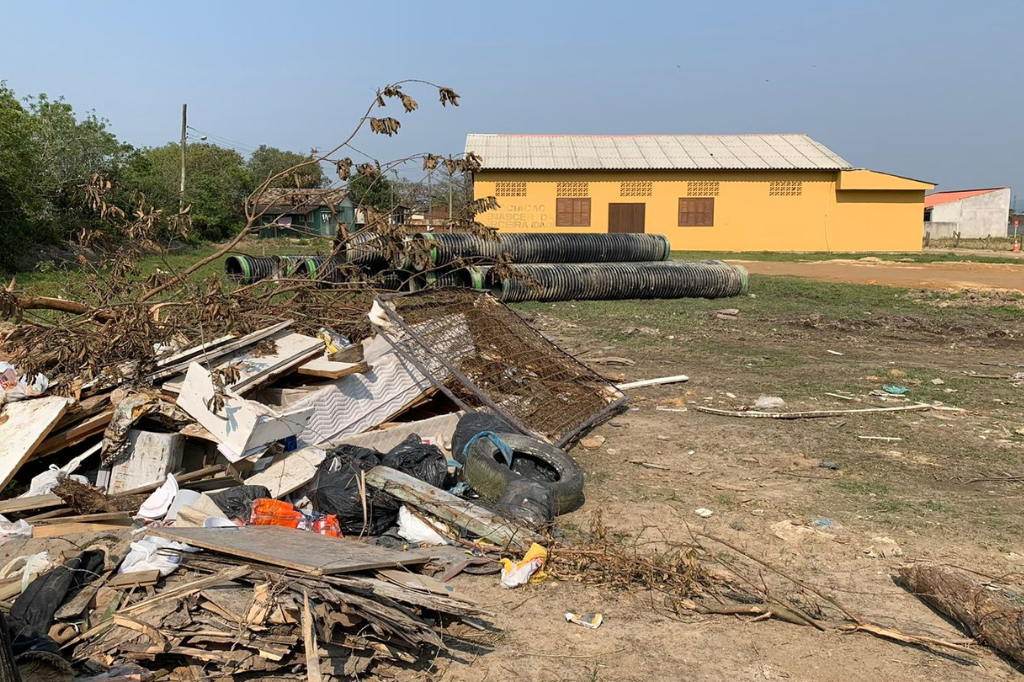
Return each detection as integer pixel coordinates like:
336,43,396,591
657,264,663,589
465,134,934,252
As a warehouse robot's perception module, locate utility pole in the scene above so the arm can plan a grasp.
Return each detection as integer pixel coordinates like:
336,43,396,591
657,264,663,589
427,168,433,227
179,103,187,213
448,169,453,222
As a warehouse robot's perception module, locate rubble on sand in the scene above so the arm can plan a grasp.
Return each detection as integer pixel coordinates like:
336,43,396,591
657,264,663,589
0,257,625,679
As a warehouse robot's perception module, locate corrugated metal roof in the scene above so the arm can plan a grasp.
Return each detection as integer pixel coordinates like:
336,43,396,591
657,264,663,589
924,188,1007,208
465,134,853,171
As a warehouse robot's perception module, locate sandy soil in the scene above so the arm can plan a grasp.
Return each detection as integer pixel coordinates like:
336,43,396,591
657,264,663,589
430,302,1024,681
734,258,1024,293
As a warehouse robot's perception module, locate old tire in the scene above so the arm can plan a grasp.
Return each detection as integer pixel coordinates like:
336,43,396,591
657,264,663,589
464,433,584,515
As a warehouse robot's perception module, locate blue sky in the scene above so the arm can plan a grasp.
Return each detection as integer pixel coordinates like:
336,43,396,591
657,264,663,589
2,1,1022,202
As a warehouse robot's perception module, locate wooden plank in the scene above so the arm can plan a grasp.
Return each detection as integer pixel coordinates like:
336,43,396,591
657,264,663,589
32,520,132,538
148,526,434,575
161,329,323,395
32,408,113,459
302,591,324,682
297,357,369,380
364,465,542,551
693,403,933,420
107,570,160,589
0,396,70,491
146,322,292,384
34,511,131,525
0,493,62,515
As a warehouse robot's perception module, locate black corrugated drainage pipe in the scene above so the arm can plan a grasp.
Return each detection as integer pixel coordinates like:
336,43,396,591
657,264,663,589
293,256,341,285
344,231,391,270
414,232,671,269
224,255,306,284
408,269,473,292
490,261,749,303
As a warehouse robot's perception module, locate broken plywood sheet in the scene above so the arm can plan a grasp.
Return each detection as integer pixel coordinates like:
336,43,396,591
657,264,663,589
176,363,315,456
243,446,326,498
149,526,433,575
0,396,71,491
297,357,369,380
162,330,324,395
331,412,462,454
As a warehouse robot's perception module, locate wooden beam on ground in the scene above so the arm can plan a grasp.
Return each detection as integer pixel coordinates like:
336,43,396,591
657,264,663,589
694,403,932,420
364,465,542,552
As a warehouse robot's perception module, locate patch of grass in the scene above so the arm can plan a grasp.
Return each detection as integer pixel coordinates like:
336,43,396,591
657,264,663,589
835,479,892,496
14,236,331,298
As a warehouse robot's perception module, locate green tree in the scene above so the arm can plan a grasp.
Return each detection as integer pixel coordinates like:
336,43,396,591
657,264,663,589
0,84,133,270
247,145,326,189
347,172,395,212
0,85,42,269
131,142,250,240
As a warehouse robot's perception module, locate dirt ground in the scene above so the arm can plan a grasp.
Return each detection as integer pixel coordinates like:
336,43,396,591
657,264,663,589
431,282,1024,681
735,258,1024,293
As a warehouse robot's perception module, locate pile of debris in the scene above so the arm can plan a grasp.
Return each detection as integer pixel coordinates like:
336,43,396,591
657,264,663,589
226,231,750,302
0,281,625,680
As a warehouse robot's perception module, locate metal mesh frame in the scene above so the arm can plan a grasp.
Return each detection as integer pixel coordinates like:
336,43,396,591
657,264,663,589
374,289,626,446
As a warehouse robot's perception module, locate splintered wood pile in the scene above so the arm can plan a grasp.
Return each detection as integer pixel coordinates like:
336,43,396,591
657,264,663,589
66,530,492,680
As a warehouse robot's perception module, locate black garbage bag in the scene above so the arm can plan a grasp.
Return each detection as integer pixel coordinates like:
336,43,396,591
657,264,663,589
452,412,519,464
310,444,400,535
382,434,448,488
9,549,105,654
209,485,272,521
496,479,554,527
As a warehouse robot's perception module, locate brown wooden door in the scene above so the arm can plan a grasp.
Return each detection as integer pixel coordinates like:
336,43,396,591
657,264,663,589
608,203,645,233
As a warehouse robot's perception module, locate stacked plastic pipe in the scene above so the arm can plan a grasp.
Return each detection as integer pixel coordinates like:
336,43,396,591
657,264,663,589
224,232,749,301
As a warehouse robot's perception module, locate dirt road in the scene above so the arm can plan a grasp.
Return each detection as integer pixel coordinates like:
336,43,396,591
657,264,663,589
734,257,1024,292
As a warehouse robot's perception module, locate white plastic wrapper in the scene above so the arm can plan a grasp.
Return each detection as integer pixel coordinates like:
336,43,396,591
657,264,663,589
120,536,194,577
396,505,448,546
0,361,49,405
0,513,33,546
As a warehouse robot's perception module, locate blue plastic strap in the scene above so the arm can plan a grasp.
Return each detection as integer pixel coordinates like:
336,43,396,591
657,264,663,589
462,431,514,467
448,481,470,495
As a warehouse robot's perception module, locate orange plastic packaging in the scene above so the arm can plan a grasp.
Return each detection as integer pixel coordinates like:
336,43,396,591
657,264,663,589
250,498,342,538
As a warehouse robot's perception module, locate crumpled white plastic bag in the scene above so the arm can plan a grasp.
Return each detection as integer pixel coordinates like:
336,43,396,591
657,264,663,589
0,551,52,592
0,361,49,405
396,505,448,546
120,536,194,577
0,513,32,546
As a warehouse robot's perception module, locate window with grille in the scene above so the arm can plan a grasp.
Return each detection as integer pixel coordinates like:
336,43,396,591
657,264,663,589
769,180,802,197
687,180,720,197
678,198,714,227
495,181,527,197
556,198,591,227
619,181,652,197
556,182,589,198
